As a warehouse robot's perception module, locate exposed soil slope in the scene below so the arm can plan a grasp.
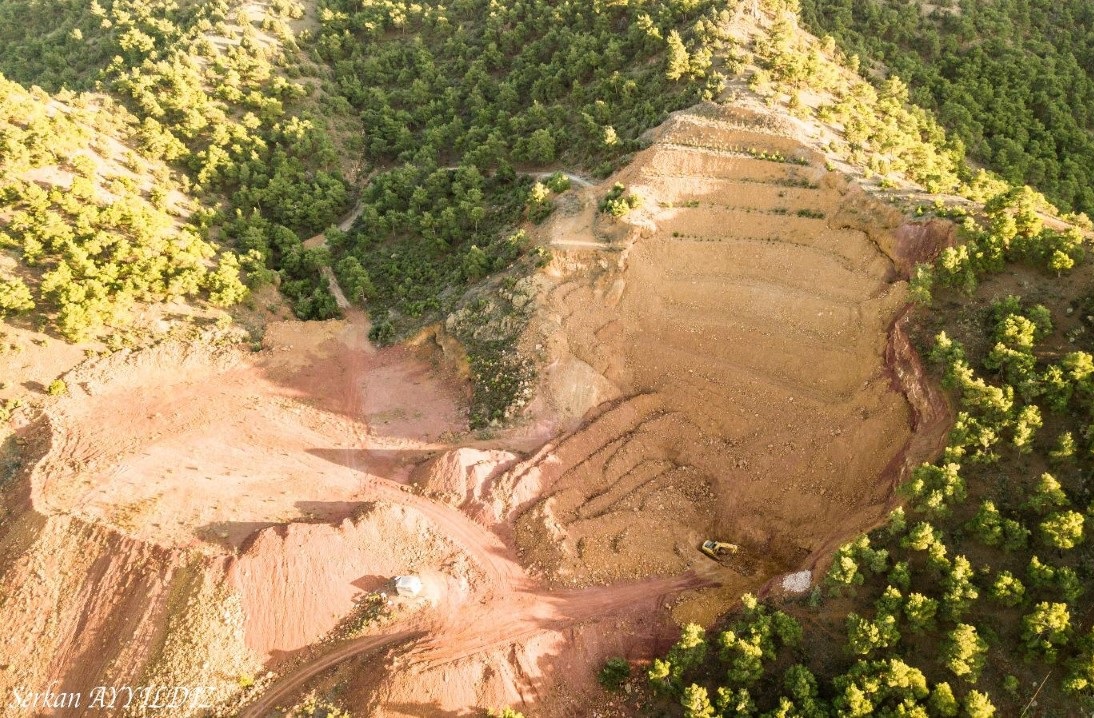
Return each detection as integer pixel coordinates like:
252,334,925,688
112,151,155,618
0,102,952,717
510,105,950,607
1,313,701,718
31,320,462,550
0,318,472,714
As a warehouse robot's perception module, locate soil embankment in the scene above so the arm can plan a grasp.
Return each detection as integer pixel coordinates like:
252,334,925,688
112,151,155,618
0,319,474,715
508,104,951,619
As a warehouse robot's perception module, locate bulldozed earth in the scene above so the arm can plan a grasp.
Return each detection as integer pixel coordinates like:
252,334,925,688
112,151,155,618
0,105,951,716
508,104,953,624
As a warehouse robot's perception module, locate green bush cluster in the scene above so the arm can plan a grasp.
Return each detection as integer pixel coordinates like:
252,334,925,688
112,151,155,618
599,657,631,691
599,183,642,218
0,0,351,329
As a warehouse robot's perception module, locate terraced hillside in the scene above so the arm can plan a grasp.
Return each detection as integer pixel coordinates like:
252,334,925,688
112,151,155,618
513,106,950,603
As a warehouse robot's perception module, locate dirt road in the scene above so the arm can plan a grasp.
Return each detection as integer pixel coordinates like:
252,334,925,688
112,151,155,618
303,200,367,310
240,632,423,718
307,168,590,310
240,571,706,717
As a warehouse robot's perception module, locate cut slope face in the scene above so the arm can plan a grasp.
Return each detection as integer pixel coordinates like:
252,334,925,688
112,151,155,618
515,105,939,588
0,318,475,710
31,319,463,549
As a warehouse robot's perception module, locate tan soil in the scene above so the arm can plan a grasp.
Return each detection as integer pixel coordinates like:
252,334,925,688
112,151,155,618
0,310,702,717
0,317,475,715
507,105,951,620
31,319,463,550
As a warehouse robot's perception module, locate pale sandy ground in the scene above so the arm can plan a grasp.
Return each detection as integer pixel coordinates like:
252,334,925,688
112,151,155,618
505,104,951,625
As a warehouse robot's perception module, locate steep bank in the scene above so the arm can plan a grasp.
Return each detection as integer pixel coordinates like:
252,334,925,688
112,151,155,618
0,495,253,716
507,105,951,608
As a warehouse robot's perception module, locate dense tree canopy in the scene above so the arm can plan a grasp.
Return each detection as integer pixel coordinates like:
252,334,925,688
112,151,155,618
798,0,1094,215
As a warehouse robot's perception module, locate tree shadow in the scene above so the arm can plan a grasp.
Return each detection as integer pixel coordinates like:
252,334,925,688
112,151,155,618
21,380,45,394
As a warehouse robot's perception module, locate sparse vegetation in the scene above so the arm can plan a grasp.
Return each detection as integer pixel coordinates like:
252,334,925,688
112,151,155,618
486,709,525,718
599,183,643,218
599,657,632,691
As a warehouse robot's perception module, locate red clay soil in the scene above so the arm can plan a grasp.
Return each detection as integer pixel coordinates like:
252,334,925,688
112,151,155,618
0,103,954,718
0,317,478,715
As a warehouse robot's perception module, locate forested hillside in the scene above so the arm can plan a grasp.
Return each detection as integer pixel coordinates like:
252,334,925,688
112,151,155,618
2,0,1094,715
311,0,732,338
798,0,1094,217
307,0,737,423
0,0,353,339
0,0,739,421
0,78,250,342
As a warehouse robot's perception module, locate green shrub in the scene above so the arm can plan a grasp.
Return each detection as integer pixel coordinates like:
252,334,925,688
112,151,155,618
599,183,642,217
598,657,631,691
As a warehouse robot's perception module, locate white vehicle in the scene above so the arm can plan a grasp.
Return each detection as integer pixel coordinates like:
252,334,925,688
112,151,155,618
393,575,422,598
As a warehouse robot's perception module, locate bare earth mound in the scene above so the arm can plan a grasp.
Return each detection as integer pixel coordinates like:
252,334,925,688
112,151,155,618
2,315,701,717
0,318,477,713
511,106,949,614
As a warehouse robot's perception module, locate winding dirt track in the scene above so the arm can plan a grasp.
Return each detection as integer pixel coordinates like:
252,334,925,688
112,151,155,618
308,170,591,311
240,287,710,711
240,632,423,718
240,570,706,717
236,322,710,714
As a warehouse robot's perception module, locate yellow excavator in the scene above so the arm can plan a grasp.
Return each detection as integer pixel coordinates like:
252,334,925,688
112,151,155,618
700,539,759,576
700,540,739,562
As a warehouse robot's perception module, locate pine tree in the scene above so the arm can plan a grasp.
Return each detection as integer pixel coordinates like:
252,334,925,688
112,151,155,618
1040,510,1085,550
904,593,938,631
1022,602,1071,660
989,571,1025,607
942,623,987,682
665,30,691,80
963,690,996,718
681,684,715,718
